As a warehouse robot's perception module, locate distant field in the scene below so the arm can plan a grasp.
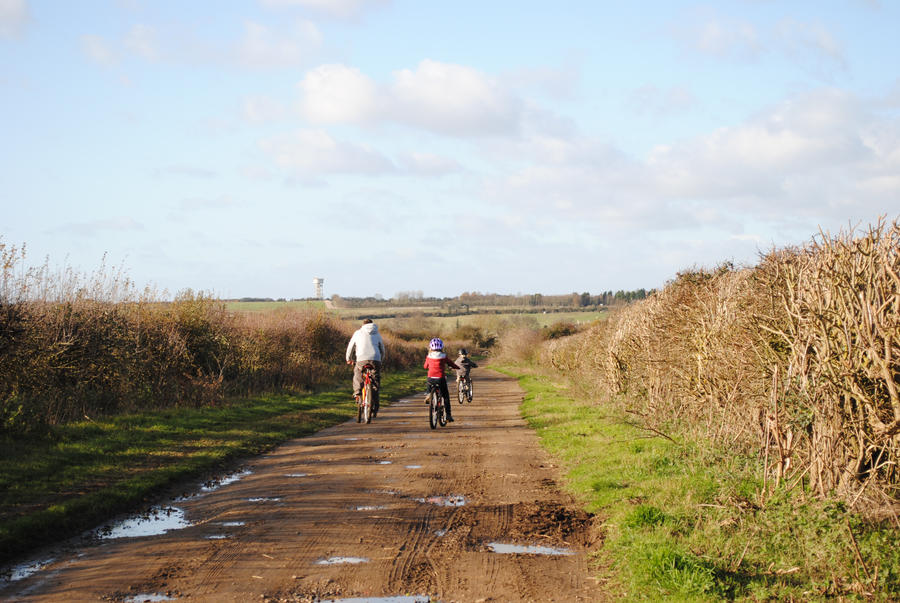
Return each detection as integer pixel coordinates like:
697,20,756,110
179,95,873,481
424,310,607,330
225,300,327,311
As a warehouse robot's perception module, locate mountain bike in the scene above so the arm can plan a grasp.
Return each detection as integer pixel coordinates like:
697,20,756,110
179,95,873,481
457,375,473,404
427,380,447,429
357,363,377,424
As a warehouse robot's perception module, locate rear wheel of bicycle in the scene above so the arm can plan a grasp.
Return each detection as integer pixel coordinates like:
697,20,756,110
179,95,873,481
457,380,465,404
429,391,438,429
357,399,362,423
438,393,447,427
362,383,372,424
467,379,474,403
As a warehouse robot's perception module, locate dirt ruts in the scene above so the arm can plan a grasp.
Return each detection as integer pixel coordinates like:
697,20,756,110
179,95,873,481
1,369,605,602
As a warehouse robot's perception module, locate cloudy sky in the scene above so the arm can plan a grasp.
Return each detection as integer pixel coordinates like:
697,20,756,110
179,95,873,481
2,0,899,299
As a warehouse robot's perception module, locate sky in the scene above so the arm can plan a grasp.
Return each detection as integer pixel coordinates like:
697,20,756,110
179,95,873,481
2,0,899,300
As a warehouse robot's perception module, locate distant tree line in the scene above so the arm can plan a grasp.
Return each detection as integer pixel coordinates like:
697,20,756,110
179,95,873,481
329,288,652,310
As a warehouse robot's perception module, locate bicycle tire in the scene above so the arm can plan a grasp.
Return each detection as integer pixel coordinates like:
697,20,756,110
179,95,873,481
467,379,473,403
457,379,465,404
362,382,372,424
438,392,447,427
429,389,438,429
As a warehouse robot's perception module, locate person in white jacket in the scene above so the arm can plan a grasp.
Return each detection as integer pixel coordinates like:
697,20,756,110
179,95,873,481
345,319,385,414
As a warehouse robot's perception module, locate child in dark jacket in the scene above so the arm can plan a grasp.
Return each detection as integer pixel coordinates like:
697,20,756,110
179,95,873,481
454,348,478,383
423,337,459,422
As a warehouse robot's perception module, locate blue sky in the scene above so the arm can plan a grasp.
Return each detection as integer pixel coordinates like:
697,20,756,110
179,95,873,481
2,0,898,299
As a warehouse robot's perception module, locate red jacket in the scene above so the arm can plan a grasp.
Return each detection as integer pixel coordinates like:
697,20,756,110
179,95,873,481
424,351,459,378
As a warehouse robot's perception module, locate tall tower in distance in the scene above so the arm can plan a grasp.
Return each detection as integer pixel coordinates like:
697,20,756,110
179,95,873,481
312,277,324,300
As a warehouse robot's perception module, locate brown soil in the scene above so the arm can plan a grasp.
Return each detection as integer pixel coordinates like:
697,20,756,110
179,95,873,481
2,369,606,602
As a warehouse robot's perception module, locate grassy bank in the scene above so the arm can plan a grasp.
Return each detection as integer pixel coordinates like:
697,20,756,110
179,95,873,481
0,368,424,567
497,364,900,601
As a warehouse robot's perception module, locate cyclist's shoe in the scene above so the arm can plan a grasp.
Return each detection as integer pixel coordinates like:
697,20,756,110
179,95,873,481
424,392,432,404
447,415,454,422
354,394,361,402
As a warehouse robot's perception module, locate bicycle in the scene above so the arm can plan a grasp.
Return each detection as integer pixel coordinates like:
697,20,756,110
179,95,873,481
457,375,473,404
357,363,378,424
427,381,447,429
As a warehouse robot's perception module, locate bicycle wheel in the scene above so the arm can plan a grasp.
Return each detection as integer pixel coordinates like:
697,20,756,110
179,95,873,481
467,379,473,403
429,390,438,429
363,382,372,424
438,393,447,427
457,379,465,404
357,398,362,423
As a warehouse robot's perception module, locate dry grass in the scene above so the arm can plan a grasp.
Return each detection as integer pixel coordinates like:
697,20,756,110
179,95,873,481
519,218,900,512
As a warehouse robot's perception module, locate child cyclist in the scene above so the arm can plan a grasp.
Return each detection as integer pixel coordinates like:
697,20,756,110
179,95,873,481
454,348,478,386
424,338,460,422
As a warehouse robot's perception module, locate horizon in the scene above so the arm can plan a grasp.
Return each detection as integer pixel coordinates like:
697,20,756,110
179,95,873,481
3,1,900,299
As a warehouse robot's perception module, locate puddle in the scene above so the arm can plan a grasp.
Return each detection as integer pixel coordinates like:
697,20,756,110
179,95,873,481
205,534,230,540
434,529,447,537
321,597,430,603
123,594,176,602
353,505,386,511
97,507,191,539
416,495,467,507
219,521,245,527
315,556,369,565
375,461,392,465
285,473,309,478
201,468,252,492
5,557,56,582
344,437,360,441
405,465,422,469
486,542,574,556
246,497,282,502
367,489,397,496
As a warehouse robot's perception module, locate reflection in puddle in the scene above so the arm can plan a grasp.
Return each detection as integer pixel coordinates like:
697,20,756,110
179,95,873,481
405,465,422,469
486,542,574,556
206,534,230,539
345,437,360,441
219,521,245,527
5,557,56,582
285,473,308,477
315,556,369,565
98,507,192,539
123,594,176,602
321,597,430,603
353,505,386,511
201,468,252,492
375,461,392,465
246,497,282,502
434,529,447,537
416,495,467,507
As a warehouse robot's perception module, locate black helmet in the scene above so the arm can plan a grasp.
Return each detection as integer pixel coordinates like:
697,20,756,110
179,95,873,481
459,348,468,355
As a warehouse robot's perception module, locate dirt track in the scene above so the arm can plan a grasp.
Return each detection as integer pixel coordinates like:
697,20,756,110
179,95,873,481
2,369,604,602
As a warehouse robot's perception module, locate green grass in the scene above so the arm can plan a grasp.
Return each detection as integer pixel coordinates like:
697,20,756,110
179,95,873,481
496,365,900,601
0,368,423,565
224,300,327,311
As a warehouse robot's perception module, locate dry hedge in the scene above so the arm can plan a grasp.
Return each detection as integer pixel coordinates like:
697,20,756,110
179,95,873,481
540,219,900,510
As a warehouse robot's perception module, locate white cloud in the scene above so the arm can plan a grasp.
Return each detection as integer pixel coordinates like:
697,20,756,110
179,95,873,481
259,0,390,20
236,20,322,68
298,63,379,123
81,35,118,66
0,0,29,38
243,95,288,123
296,59,524,137
259,129,395,175
774,18,846,74
400,152,462,177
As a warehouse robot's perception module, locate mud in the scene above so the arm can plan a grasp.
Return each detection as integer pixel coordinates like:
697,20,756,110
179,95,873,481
1,369,605,602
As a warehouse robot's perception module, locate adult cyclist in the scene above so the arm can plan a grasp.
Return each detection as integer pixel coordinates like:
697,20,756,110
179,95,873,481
346,318,385,416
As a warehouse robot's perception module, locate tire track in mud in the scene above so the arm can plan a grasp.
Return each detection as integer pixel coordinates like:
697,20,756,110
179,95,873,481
1,369,605,602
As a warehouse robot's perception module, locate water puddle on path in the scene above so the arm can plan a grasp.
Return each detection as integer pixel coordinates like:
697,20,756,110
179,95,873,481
123,594,176,602
486,542,574,556
4,557,56,582
433,529,447,537
375,461,392,465
285,473,309,478
246,497,282,503
201,468,252,492
97,507,192,540
405,465,422,469
353,505,386,511
321,596,431,603
205,534,230,540
416,495,467,507
315,556,369,565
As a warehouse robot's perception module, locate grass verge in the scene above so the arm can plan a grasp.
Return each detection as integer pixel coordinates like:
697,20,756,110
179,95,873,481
495,364,900,601
0,368,423,566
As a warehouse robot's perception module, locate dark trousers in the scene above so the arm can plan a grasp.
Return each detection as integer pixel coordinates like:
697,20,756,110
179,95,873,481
427,377,453,417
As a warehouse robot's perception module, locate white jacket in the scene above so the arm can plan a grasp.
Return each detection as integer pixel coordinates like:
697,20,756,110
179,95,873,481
345,322,385,362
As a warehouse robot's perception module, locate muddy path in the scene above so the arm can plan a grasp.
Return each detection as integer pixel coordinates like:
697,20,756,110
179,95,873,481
2,369,605,602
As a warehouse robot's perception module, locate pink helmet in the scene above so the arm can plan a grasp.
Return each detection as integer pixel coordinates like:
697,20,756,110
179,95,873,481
429,337,443,351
